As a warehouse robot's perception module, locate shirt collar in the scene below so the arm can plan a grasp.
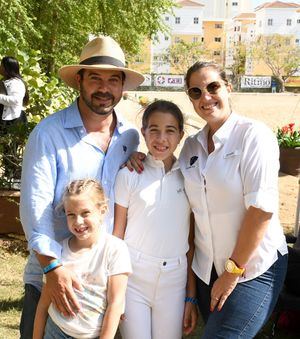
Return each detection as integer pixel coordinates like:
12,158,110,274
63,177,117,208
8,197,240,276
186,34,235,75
145,153,180,172
63,100,129,134
197,112,238,146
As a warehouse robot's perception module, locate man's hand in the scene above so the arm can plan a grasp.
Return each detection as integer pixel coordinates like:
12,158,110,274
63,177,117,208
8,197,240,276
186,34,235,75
45,266,83,317
125,151,146,173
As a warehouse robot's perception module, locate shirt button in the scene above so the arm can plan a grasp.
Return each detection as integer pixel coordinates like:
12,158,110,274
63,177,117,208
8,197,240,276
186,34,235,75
163,261,167,266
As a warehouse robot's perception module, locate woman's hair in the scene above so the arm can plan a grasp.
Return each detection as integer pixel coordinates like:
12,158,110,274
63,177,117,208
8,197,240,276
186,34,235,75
142,100,184,132
185,61,229,88
1,56,29,106
62,179,107,209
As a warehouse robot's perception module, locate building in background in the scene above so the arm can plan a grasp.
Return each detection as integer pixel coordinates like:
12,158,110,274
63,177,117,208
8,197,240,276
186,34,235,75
129,0,300,86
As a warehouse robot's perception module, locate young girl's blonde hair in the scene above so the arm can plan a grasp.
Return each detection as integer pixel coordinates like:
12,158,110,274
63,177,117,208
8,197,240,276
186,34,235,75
61,179,108,212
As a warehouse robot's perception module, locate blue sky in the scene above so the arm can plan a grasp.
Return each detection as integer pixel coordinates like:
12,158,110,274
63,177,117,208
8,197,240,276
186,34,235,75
252,0,300,8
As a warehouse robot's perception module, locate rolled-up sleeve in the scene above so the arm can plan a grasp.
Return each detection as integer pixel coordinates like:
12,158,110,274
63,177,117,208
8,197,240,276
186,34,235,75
20,126,62,258
0,80,25,106
241,124,279,213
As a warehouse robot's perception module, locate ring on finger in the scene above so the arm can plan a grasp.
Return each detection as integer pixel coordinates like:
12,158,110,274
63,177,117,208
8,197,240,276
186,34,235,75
214,297,219,301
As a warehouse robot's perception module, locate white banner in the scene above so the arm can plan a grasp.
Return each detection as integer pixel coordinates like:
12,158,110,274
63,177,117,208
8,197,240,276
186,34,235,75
241,76,271,88
153,75,184,87
140,74,152,87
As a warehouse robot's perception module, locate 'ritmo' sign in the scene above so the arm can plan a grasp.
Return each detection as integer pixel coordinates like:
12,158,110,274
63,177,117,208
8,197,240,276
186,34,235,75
241,76,271,88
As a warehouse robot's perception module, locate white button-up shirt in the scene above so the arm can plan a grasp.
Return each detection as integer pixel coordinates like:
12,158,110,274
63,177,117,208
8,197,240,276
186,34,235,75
179,113,287,284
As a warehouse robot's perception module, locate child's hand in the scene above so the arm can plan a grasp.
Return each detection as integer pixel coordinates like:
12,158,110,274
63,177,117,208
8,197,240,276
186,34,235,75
125,152,146,173
183,301,198,336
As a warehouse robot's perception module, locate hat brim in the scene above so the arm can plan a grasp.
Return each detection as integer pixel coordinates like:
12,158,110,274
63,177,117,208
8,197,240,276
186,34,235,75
59,64,145,91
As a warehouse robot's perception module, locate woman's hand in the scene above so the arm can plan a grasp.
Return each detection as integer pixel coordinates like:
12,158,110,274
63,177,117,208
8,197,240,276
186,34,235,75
210,271,239,312
125,151,146,173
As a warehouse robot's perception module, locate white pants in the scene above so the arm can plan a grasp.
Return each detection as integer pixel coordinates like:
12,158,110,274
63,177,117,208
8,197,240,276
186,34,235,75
120,247,187,339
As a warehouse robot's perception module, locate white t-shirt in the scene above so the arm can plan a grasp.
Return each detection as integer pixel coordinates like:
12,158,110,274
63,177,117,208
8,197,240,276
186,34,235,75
115,154,191,258
179,113,287,284
48,228,132,338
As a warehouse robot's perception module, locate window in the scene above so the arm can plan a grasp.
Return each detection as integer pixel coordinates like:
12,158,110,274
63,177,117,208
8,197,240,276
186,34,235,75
232,2,238,5
201,37,204,42
287,19,292,26
267,18,273,26
193,36,198,43
215,37,221,42
214,51,221,56
174,57,179,63
175,17,180,24
215,23,222,29
297,19,300,24
165,16,169,21
164,35,169,41
194,17,199,24
296,39,300,44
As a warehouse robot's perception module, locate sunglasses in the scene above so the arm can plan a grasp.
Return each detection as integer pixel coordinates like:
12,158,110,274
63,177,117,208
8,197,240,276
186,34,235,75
187,81,223,100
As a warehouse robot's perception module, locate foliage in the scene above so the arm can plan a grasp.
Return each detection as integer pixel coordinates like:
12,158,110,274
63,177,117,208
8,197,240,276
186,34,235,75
0,0,174,74
0,50,76,189
228,43,246,88
251,34,300,92
167,40,208,74
276,123,300,148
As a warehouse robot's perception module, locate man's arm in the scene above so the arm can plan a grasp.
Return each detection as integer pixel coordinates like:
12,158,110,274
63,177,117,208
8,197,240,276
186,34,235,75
20,127,81,316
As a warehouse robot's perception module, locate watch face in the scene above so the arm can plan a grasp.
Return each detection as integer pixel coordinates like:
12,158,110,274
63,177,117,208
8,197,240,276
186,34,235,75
226,260,235,272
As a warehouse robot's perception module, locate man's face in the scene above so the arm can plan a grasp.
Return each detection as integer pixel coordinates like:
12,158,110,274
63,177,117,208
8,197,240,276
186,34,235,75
76,69,124,116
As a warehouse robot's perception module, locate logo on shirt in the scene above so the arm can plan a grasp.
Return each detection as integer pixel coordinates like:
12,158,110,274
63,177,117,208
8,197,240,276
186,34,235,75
189,156,198,166
123,145,127,153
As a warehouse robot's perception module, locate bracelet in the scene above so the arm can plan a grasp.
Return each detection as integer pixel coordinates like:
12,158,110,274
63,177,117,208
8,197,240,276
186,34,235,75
43,259,62,274
185,297,198,305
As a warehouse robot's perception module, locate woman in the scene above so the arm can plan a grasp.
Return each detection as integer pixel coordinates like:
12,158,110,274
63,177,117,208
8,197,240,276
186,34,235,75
179,61,288,337
0,56,29,127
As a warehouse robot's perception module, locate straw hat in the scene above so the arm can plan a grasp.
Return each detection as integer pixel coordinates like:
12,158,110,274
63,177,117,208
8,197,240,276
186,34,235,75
59,36,145,91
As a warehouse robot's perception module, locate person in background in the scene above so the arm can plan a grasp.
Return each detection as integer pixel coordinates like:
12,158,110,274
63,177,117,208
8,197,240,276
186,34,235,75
114,100,198,339
0,56,29,127
19,35,144,339
33,179,131,339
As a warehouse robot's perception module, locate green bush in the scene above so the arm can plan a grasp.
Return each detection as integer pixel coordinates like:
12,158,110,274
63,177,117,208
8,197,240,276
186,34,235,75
0,50,76,189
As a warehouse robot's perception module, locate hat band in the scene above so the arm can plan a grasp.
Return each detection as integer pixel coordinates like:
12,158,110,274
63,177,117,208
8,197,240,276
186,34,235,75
80,56,125,68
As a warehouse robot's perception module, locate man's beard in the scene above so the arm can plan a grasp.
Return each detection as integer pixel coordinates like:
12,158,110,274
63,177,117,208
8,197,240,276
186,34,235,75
80,87,116,115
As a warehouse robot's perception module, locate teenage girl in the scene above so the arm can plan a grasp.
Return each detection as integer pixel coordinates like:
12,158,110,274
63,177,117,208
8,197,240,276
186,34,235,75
33,179,132,339
113,100,198,339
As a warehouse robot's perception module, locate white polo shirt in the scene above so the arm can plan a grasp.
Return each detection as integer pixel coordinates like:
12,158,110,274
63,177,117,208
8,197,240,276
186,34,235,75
115,154,191,258
179,113,287,285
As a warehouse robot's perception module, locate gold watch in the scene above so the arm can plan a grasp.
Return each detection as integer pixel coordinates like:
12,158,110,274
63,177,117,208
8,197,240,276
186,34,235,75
225,258,245,276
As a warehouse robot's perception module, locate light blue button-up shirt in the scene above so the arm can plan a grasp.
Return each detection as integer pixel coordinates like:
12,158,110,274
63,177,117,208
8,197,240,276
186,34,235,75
20,100,139,289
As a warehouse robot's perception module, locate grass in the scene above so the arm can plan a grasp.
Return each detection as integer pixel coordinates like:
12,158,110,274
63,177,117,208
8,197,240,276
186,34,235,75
0,235,299,339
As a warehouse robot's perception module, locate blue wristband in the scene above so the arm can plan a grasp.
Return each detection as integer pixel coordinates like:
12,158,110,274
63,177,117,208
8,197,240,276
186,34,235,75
43,259,61,274
185,297,198,305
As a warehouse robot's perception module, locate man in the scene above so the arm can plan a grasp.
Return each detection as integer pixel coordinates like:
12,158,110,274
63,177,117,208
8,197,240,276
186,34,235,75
19,36,144,338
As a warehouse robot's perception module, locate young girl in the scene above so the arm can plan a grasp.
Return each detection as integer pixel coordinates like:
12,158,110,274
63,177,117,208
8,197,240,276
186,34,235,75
113,100,197,339
33,179,132,339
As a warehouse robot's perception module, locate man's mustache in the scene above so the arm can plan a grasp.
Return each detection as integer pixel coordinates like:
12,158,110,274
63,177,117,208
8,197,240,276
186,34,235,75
92,92,114,100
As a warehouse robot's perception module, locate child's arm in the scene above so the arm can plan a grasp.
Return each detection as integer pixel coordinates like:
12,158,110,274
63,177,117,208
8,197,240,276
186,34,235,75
99,273,129,339
183,213,198,336
113,203,128,239
33,285,51,339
